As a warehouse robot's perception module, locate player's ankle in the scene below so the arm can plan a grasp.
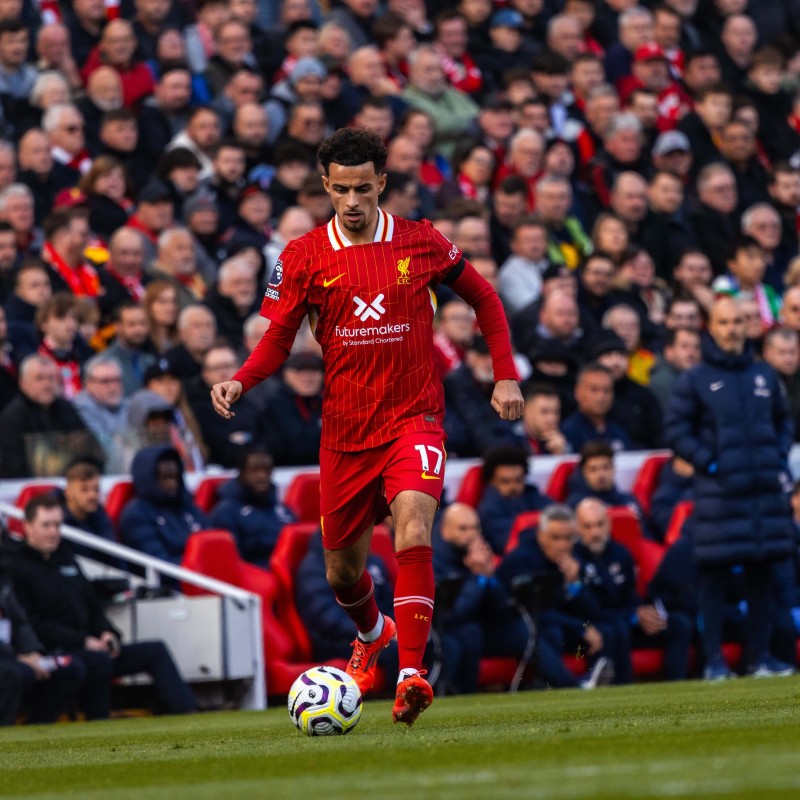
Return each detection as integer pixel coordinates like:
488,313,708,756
397,667,420,683
357,614,384,643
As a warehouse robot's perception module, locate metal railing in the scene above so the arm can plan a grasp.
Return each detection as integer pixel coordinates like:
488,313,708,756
0,501,266,710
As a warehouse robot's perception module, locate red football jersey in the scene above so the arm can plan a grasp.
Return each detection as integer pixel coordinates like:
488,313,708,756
261,209,462,451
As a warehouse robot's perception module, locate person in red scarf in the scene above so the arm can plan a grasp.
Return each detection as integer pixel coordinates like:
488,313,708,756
436,141,495,208
34,292,92,400
41,206,100,299
80,19,155,110
493,128,545,211
97,227,151,324
125,179,175,264
374,11,414,90
432,9,483,96
148,227,206,308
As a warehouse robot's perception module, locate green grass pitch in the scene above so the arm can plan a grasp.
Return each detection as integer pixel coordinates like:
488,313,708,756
2,677,800,800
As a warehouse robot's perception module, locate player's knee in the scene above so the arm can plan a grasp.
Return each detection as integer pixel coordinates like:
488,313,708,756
325,561,361,591
395,519,431,550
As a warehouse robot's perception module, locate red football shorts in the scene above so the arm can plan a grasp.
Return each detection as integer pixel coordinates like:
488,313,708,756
319,430,447,550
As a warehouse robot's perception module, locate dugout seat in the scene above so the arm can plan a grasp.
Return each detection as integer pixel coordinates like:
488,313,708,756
9,483,59,535
631,453,671,517
608,506,644,562
545,459,579,502
636,539,666,598
282,472,321,522
106,480,135,533
194,476,228,514
664,500,694,546
504,511,541,554
455,465,486,507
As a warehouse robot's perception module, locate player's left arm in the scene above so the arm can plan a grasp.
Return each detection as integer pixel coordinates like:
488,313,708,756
444,258,523,422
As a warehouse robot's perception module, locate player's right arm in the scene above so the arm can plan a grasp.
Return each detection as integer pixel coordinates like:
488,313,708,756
211,242,309,419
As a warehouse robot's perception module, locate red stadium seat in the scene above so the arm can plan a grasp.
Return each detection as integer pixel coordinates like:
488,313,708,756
9,483,59,535
106,480,135,533
455,465,486,507
504,511,541,554
282,472,321,522
636,539,666,598
181,529,248,593
608,506,644,562
631,453,671,517
545,459,579,501
664,500,694,546
194,476,228,514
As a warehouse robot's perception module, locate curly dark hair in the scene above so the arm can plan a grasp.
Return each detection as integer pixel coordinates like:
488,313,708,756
317,128,387,176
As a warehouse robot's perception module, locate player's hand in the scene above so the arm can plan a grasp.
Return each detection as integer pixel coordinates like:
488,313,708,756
210,380,243,419
491,379,523,421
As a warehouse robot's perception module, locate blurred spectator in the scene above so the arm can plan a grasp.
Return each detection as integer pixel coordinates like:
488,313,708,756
63,0,105,67
0,19,36,101
712,235,781,332
263,206,314,275
5,494,196,719
0,353,99,478
664,295,795,679
535,175,592,268
0,183,40,257
187,344,263,467
649,326,702,411
452,213,491,259
148,228,206,307
495,128,545,211
476,444,554,554
143,279,179,354
209,447,295,567
672,248,715,314
125,180,175,264
741,202,789,293
82,19,155,110
690,162,739,276
591,213,628,268
650,128,693,179
56,456,118,561
489,175,528,266
498,217,551,315
444,335,518,457
40,207,97,299
433,297,474,379
403,44,480,159
497,503,616,689
0,562,84,726
574,498,692,682
78,67,124,153
204,256,259,349
605,7,653,85
432,9,483,96
601,300,658,384
767,163,800,256
762,326,800,439
517,382,569,456
120,444,208,563
35,23,82,94
566,441,646,520
720,119,769,214
588,113,647,211
168,106,221,181
379,171,420,219
589,329,662,450
576,251,615,334
17,129,78,226
35,292,92,400
437,141,494,208
433,502,527,694
650,455,694,541
163,303,216,382
678,84,731,177
562,363,630,454
5,261,51,357
104,301,157,396
72,355,129,452
79,157,133,246
138,65,193,164
516,286,586,370
262,350,323,465
43,104,91,177
97,228,149,323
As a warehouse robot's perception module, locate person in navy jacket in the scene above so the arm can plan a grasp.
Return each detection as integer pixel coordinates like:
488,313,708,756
664,296,795,679
496,504,617,689
649,456,694,542
561,362,631,454
208,447,295,567
574,498,692,682
119,444,209,565
476,444,555,555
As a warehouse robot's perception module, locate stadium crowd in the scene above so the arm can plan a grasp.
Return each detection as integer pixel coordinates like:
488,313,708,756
2,0,800,720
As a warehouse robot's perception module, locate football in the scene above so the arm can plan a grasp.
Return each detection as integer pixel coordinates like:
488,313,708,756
287,666,363,736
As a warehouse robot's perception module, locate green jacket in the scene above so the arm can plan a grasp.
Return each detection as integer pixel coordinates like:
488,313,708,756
402,85,480,160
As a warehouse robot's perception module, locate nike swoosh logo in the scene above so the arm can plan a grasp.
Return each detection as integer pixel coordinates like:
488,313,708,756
421,472,441,480
710,382,724,392
323,273,345,287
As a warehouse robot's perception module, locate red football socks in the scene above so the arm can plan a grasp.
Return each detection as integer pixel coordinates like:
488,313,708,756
393,545,435,672
333,569,381,638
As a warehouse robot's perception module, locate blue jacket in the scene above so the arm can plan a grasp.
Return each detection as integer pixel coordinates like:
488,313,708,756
476,484,555,555
565,469,643,515
650,462,693,541
664,335,794,566
119,445,209,564
295,532,394,660
209,479,295,568
575,539,639,622
561,411,630,454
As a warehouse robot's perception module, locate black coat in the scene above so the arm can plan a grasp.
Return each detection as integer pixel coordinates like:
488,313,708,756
2,541,119,651
204,286,260,350
0,394,97,478
664,334,794,566
18,165,81,226
635,210,697,283
0,571,43,658
610,376,663,451
261,381,322,466
688,203,738,277
677,112,722,178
